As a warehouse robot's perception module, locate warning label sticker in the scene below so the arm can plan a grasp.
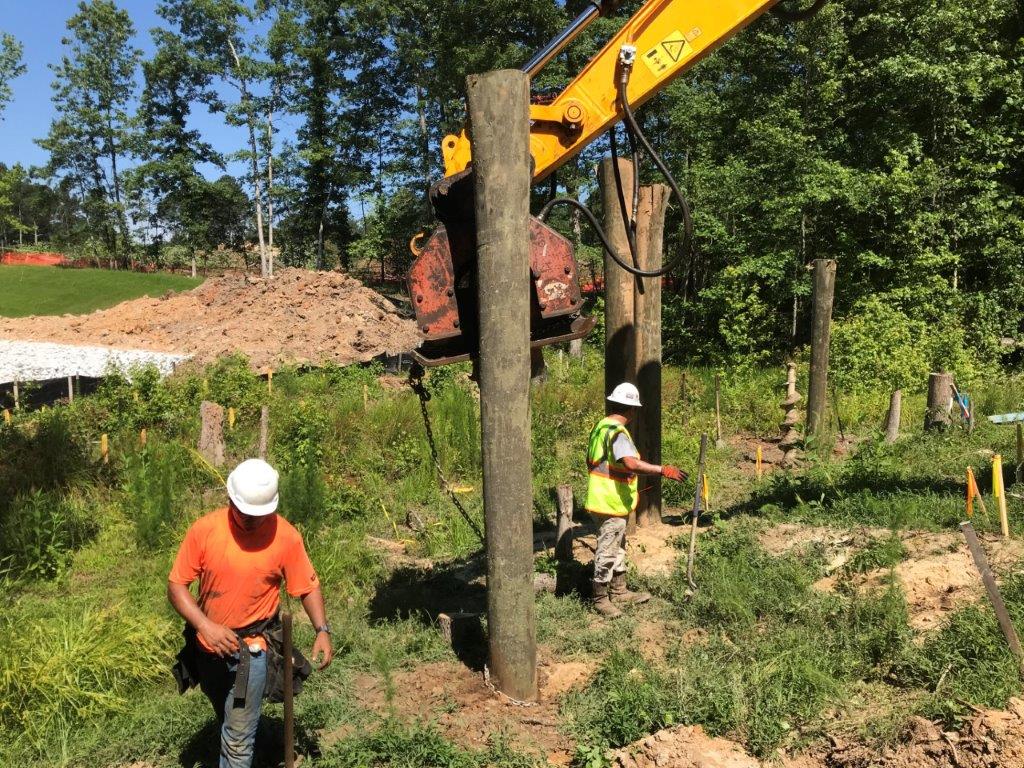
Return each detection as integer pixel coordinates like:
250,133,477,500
641,29,693,76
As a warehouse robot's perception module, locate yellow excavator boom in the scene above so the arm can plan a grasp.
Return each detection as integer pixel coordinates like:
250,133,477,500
442,0,784,183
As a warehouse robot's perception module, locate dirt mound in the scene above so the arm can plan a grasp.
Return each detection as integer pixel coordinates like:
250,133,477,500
612,725,760,768
613,699,1024,768
0,268,420,370
826,698,1024,767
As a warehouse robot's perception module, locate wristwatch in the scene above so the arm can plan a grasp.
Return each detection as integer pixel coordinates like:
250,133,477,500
316,623,332,636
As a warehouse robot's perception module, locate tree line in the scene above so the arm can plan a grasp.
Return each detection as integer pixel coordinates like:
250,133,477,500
0,0,1021,377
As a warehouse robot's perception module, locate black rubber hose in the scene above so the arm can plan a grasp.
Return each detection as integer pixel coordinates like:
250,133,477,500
617,74,694,272
537,66,693,278
771,0,827,23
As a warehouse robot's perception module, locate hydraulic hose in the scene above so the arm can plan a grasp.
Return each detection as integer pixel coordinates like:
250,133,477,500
538,66,692,278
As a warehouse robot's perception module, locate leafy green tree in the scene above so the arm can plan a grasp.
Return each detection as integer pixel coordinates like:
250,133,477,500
0,32,26,120
37,0,142,266
157,0,275,276
268,0,355,269
130,25,224,265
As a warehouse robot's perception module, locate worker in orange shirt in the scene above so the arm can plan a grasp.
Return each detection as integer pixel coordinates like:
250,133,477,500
168,459,332,768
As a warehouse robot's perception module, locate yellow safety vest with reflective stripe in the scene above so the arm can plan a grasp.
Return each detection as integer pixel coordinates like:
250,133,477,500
584,417,638,517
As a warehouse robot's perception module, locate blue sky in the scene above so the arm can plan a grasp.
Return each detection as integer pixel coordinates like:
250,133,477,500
0,1,297,178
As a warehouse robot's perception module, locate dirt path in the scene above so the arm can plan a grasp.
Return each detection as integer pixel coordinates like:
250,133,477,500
0,269,420,370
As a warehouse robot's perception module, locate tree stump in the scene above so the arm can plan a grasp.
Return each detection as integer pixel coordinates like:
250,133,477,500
924,372,954,431
199,401,226,467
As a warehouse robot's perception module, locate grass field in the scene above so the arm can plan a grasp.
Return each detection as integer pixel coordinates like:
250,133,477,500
2,354,1023,766
0,265,202,317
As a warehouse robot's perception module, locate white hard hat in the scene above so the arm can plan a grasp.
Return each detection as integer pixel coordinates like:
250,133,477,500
226,459,280,517
607,382,642,408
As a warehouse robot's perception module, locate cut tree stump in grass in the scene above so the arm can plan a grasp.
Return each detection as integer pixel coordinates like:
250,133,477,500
925,372,954,431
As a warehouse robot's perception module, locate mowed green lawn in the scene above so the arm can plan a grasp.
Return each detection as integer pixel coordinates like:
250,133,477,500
0,265,203,317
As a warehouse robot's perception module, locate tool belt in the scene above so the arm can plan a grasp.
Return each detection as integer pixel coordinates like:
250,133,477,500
172,613,312,706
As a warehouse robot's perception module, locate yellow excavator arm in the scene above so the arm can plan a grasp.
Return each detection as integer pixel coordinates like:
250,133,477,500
442,0,793,183
407,0,825,366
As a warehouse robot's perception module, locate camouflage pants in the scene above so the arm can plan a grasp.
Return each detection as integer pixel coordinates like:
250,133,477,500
589,514,628,583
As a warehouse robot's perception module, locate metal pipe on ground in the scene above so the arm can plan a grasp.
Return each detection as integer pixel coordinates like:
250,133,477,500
282,612,294,768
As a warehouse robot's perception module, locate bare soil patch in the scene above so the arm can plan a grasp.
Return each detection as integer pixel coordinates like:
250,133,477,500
612,725,760,768
759,524,1024,632
0,268,420,370
571,518,689,578
350,654,595,764
614,698,1024,768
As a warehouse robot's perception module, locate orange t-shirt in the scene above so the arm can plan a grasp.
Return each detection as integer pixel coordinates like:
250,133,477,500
169,507,319,653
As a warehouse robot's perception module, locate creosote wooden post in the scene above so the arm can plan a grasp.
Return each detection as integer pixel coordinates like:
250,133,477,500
468,68,537,702
806,259,836,439
599,157,636,405
924,372,954,431
634,184,669,526
883,389,902,443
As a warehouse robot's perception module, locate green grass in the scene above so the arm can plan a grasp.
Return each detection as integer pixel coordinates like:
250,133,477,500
3,352,1024,766
0,265,202,317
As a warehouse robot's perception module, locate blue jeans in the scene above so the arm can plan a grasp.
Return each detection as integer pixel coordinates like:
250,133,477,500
197,650,268,768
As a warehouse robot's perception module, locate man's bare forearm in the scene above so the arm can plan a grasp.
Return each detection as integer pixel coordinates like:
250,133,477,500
168,582,212,632
300,586,327,629
621,456,662,476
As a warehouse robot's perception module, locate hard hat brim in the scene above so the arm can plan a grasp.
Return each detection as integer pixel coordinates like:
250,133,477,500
227,475,279,517
606,394,642,407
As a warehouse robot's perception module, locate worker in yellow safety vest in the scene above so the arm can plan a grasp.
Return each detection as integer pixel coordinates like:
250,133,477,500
585,382,687,618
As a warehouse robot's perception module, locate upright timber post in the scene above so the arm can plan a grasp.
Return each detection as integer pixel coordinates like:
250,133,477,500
467,69,537,702
599,157,636,400
634,184,669,527
599,157,637,531
806,259,837,440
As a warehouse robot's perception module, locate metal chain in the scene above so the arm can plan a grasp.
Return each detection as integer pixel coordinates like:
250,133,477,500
483,665,538,707
408,364,486,545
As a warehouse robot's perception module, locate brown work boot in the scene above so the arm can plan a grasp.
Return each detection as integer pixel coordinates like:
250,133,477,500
610,572,651,605
591,580,622,618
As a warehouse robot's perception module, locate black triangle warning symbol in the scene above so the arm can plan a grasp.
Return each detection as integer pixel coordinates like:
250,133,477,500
661,39,687,62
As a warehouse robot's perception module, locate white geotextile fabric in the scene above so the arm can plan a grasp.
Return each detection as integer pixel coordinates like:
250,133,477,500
0,340,188,384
